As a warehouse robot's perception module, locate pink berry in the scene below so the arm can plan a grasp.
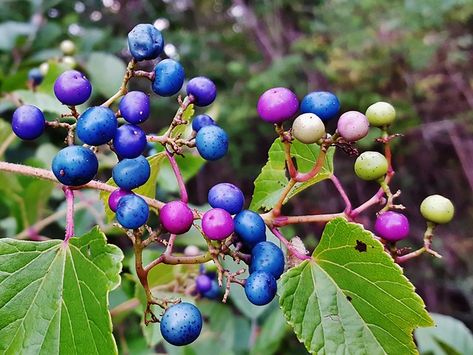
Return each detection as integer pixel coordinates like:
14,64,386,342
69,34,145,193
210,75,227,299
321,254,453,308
108,188,133,212
337,111,370,142
257,87,299,123
160,200,194,234
374,211,410,242
202,208,234,240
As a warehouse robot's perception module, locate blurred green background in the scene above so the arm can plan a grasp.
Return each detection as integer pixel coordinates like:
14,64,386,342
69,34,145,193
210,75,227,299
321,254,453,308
0,0,472,354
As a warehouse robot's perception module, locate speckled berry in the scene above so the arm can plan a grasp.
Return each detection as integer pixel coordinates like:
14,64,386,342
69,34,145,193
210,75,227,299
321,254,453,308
152,59,185,96
54,70,92,106
186,77,217,106
257,87,299,123
292,113,325,144
245,271,277,306
195,125,228,161
365,102,396,127
420,195,455,224
116,194,149,229
354,151,388,181
234,210,266,249
52,146,98,186
160,200,194,234
119,91,150,124
374,211,410,242
108,188,133,213
160,302,202,346
250,241,285,279
202,208,234,240
195,274,212,294
112,155,150,190
113,124,147,159
337,111,370,142
77,106,117,146
12,105,45,140
300,91,340,121
127,23,164,61
208,183,244,215
192,114,215,132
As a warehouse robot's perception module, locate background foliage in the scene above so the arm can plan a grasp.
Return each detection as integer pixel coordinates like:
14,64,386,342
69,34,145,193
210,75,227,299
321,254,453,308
0,0,472,353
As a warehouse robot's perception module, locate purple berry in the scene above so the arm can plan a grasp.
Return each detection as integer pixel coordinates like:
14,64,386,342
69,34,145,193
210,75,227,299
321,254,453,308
119,91,150,124
195,274,212,293
337,111,370,142
12,105,45,140
257,87,299,124
108,188,133,212
186,77,217,106
192,114,215,132
160,200,194,234
202,208,234,240
54,70,92,106
113,124,147,159
208,183,244,215
374,211,410,242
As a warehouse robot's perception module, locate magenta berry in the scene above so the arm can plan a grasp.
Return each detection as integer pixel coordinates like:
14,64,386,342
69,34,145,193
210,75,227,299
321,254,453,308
202,208,234,240
160,200,194,234
374,211,410,242
108,188,133,212
337,111,370,142
257,87,299,123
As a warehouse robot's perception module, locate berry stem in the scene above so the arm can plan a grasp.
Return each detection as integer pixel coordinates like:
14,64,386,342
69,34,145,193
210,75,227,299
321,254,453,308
271,178,296,217
395,222,441,263
269,212,346,227
132,70,155,80
63,186,75,243
270,227,311,260
0,132,16,157
101,59,136,108
330,174,352,214
165,150,188,203
295,147,327,182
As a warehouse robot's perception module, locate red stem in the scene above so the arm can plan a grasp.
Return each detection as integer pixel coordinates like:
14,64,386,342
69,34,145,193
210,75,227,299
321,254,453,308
63,186,74,243
270,227,311,260
330,174,352,213
166,150,188,203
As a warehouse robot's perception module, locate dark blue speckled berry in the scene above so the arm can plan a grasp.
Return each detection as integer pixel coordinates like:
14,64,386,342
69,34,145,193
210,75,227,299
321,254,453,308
186,76,216,106
77,106,117,146
52,146,98,186
12,105,45,140
119,91,150,124
116,194,149,229
54,70,92,106
160,302,203,346
195,125,228,161
152,59,185,97
250,241,285,279
300,91,340,121
28,68,43,86
113,124,147,159
245,271,277,306
202,279,221,299
208,183,244,215
192,114,215,132
195,274,212,294
112,155,150,190
127,24,164,61
234,210,266,249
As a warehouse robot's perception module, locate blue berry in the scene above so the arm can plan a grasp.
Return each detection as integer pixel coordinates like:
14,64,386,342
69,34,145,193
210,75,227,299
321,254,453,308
234,210,266,249
112,155,151,190
152,59,185,96
28,68,43,85
52,146,98,186
113,124,147,159
77,106,117,146
108,188,133,212
245,271,277,306
195,125,228,161
187,76,216,106
127,24,164,61
160,303,202,346
202,279,221,299
116,194,149,229
54,70,92,106
300,91,340,121
195,274,212,294
192,114,215,132
250,242,285,279
208,183,244,215
119,91,150,124
12,105,45,140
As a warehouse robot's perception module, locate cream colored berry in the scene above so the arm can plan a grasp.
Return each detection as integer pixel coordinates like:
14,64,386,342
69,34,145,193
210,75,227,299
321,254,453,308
292,113,325,144
420,195,454,224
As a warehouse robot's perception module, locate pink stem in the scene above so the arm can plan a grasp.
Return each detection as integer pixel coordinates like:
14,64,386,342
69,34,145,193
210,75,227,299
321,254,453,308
63,186,74,243
272,212,345,226
270,227,311,260
330,174,352,213
166,150,188,203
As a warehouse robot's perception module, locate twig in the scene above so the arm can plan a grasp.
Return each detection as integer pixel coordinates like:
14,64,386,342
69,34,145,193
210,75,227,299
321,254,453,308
166,150,188,203
63,186,74,243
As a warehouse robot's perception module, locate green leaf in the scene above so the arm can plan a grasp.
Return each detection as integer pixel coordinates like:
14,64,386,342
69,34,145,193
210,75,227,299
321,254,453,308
12,90,65,115
279,218,433,355
415,313,473,355
85,52,126,98
170,104,195,139
251,308,288,355
0,227,123,354
0,119,14,157
100,152,167,221
250,138,335,211
0,22,35,51
37,60,70,95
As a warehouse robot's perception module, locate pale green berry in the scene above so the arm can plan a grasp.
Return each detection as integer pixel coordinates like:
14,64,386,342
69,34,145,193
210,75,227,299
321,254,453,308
60,40,76,55
39,62,49,76
420,195,454,224
292,113,325,144
365,101,396,127
62,56,77,68
354,151,388,181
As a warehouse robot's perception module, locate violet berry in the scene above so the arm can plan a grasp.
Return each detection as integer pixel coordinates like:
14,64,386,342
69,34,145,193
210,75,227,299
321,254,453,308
374,211,410,242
